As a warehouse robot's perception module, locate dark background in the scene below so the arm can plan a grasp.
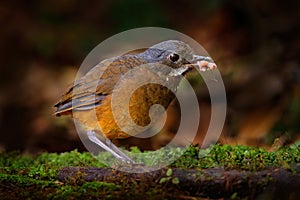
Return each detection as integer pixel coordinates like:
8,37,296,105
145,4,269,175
0,0,299,153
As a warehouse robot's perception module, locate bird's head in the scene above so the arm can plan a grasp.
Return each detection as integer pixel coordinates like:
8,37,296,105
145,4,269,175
140,40,217,76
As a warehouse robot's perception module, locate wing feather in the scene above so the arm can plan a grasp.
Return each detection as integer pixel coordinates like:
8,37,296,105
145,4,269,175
54,55,146,115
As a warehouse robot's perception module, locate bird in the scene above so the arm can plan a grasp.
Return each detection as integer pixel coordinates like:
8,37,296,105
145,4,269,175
54,40,217,163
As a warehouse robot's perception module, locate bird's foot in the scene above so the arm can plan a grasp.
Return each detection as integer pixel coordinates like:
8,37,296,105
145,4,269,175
87,130,135,164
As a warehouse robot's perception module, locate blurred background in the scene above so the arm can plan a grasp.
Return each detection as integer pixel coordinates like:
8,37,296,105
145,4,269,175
0,0,299,153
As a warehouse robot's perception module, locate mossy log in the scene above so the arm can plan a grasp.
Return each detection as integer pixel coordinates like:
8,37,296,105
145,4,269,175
58,165,300,199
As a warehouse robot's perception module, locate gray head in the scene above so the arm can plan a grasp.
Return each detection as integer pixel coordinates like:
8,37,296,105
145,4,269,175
140,40,217,73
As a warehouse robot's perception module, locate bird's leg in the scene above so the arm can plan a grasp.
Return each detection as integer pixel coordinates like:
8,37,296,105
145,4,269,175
104,139,135,162
87,130,134,164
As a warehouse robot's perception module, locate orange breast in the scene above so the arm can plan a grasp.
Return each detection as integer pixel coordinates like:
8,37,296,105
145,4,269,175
73,84,175,139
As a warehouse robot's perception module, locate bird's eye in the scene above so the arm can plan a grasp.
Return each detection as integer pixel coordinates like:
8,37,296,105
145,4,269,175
168,53,180,62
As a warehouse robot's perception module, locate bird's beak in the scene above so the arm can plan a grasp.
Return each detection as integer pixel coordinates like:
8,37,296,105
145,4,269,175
187,55,217,72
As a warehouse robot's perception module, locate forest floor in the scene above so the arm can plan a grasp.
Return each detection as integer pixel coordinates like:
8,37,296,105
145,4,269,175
0,144,299,199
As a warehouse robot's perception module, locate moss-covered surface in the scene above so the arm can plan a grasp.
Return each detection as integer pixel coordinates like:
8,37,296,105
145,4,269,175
0,144,299,199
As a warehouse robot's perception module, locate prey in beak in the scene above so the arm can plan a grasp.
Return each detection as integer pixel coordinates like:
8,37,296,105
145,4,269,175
168,55,217,77
186,55,217,72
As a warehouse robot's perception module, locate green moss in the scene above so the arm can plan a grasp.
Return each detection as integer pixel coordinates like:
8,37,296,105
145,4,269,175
50,182,117,199
0,150,109,199
0,144,299,199
172,144,300,170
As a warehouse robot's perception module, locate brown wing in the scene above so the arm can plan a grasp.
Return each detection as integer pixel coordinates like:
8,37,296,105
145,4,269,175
54,55,146,116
